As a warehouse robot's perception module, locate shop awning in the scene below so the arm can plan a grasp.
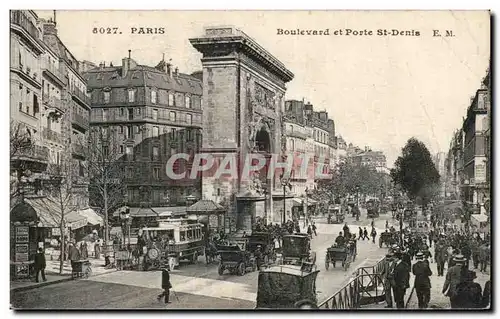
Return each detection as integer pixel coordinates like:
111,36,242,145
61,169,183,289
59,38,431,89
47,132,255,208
292,198,303,207
471,214,488,224
23,198,62,228
153,206,188,217
78,208,103,226
134,208,159,218
112,207,140,218
65,210,89,230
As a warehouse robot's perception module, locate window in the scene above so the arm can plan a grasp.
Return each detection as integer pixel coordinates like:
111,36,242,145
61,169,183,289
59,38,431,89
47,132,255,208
153,167,160,180
153,126,159,137
290,139,295,151
102,127,109,138
168,93,174,106
127,126,133,138
185,96,191,108
126,146,133,155
33,95,39,116
19,102,22,112
136,108,141,115
153,146,159,157
119,145,124,154
102,109,108,121
102,146,109,157
103,92,110,103
152,109,158,121
127,167,133,178
169,111,176,122
128,89,135,102
18,51,22,68
119,126,123,134
171,128,176,139
186,114,192,125
151,91,157,104
120,108,124,116
128,108,134,120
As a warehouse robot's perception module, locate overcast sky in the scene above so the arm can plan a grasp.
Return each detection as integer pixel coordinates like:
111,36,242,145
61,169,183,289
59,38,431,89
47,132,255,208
36,10,490,167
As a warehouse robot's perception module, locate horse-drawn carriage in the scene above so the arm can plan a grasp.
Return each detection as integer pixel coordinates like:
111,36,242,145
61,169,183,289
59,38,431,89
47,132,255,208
247,232,276,265
366,199,380,218
325,240,356,271
256,264,319,309
218,239,256,276
327,204,345,224
280,234,316,266
379,231,395,248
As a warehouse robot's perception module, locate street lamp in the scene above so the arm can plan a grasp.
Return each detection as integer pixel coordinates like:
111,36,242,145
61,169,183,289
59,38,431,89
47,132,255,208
119,207,131,249
281,175,292,225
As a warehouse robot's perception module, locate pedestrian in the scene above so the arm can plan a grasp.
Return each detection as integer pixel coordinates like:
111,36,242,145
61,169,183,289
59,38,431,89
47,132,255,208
81,241,88,260
412,252,432,308
478,242,490,273
385,220,389,230
442,255,466,308
34,247,47,283
157,267,172,304
391,251,410,309
435,240,448,276
69,242,81,270
255,245,263,270
94,238,101,259
311,222,317,237
381,252,395,308
371,227,377,244
363,227,369,240
358,227,364,241
481,280,491,309
307,225,312,238
454,270,483,309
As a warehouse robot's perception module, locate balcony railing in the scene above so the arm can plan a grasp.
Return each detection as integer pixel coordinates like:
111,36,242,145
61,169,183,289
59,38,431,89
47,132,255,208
42,127,63,144
12,144,49,162
42,95,65,113
70,86,91,106
72,142,87,157
72,112,90,130
91,109,202,126
42,63,66,84
10,11,40,42
286,130,308,140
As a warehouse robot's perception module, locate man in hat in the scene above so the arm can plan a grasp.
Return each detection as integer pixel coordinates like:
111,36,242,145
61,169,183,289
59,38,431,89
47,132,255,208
454,270,483,309
434,239,449,276
381,252,395,308
442,254,466,308
412,252,432,308
157,267,172,304
391,251,410,308
335,232,345,247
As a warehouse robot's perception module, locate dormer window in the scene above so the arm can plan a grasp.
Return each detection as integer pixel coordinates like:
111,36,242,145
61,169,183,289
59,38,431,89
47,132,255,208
128,89,135,103
151,90,157,104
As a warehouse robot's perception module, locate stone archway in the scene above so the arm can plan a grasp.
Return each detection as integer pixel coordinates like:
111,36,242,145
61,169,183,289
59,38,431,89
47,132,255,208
255,127,271,153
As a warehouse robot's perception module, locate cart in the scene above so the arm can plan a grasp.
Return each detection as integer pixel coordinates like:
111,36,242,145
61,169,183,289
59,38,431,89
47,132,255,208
248,232,276,265
281,234,316,266
379,231,394,248
328,205,344,224
325,243,355,271
256,264,320,309
71,260,92,279
218,243,256,276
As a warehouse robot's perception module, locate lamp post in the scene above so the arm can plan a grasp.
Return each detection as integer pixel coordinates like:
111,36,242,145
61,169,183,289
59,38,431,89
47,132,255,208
281,175,291,225
398,203,404,246
120,207,131,249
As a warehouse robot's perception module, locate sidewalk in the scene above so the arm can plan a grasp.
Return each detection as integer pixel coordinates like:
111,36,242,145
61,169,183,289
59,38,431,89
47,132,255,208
10,256,117,293
405,260,490,309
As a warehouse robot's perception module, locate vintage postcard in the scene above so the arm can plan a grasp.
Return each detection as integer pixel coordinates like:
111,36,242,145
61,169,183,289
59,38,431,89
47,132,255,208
9,10,491,310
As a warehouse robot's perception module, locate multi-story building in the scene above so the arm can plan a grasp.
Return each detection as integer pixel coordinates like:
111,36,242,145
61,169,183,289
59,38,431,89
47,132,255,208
482,66,491,214
434,152,447,199
41,18,91,209
461,85,489,212
84,54,203,207
10,10,48,199
336,136,348,163
350,147,388,172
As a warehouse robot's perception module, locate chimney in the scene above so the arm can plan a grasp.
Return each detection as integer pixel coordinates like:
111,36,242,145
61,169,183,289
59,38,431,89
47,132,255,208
99,62,104,69
166,63,172,77
122,50,131,77
110,62,113,67
53,10,57,26
174,67,179,76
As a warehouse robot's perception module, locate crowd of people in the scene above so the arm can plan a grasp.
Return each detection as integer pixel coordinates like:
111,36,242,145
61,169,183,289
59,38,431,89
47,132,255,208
378,214,491,309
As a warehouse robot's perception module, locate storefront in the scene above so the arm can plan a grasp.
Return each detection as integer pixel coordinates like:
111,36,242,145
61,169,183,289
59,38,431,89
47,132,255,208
187,200,226,240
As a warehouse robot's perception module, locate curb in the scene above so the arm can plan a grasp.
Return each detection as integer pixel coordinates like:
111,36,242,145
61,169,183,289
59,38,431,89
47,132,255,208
10,268,119,294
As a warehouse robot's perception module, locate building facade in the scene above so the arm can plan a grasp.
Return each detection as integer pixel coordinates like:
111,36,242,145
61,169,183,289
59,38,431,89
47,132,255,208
84,54,203,207
433,152,447,199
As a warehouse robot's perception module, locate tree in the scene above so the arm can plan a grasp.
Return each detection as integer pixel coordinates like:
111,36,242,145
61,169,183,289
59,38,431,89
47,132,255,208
87,127,125,243
390,137,440,206
40,160,80,274
316,160,388,202
10,120,35,202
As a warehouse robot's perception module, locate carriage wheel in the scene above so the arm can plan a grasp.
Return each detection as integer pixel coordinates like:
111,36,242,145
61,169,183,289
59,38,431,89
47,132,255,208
218,264,224,276
237,262,245,276
325,260,329,270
